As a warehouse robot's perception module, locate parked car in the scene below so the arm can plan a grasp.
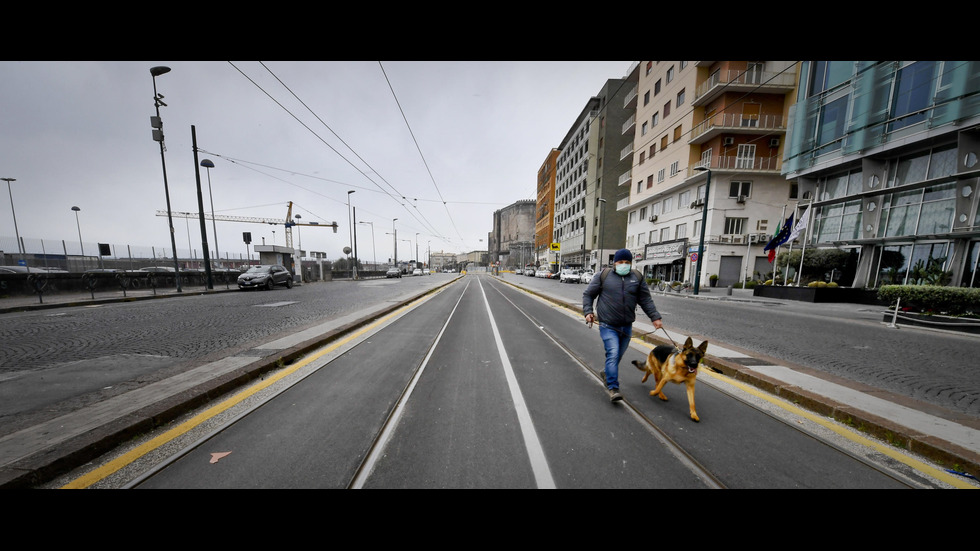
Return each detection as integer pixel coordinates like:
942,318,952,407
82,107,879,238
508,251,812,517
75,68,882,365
238,264,293,290
580,270,595,283
423,269,431,275
386,267,402,278
412,268,423,276
524,266,535,276
559,269,582,284
534,268,550,278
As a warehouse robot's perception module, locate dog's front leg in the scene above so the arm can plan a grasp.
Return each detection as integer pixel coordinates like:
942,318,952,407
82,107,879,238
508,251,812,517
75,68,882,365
685,379,699,422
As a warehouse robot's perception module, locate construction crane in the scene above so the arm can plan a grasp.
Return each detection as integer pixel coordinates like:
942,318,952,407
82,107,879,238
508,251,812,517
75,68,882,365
156,201,337,249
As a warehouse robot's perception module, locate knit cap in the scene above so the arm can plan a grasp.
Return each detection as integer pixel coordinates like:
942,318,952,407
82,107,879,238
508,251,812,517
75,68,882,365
612,249,632,263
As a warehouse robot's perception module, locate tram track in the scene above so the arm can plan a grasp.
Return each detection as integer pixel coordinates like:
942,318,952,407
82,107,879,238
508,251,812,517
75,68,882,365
74,273,924,489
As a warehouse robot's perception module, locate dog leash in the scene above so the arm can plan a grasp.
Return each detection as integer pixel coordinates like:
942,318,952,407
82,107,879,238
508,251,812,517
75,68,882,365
589,319,718,374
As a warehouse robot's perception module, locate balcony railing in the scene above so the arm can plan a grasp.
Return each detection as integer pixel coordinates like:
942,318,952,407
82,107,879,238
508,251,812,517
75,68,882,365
688,155,782,175
689,113,785,143
692,69,797,106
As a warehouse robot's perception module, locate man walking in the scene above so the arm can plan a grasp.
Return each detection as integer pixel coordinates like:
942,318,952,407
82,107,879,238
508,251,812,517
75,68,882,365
583,249,663,402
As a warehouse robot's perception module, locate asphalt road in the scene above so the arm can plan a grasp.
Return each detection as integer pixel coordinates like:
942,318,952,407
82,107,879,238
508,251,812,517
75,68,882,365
107,274,914,488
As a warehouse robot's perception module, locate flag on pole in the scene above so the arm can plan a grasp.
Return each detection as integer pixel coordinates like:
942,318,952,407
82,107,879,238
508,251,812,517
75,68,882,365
764,213,794,263
787,206,810,243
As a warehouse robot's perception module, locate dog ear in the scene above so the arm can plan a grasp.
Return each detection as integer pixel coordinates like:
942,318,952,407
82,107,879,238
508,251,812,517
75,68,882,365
683,336,693,348
697,340,708,354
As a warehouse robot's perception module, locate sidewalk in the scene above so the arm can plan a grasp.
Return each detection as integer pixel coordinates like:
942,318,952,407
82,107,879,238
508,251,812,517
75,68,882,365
1,279,978,488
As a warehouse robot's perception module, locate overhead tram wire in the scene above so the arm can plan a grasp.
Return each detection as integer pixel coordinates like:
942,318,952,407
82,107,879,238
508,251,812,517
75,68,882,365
227,62,441,242
378,61,466,248
257,62,445,240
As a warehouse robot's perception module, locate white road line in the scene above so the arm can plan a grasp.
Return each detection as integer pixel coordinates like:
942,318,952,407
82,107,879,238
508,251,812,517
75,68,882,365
349,281,470,489
478,278,556,489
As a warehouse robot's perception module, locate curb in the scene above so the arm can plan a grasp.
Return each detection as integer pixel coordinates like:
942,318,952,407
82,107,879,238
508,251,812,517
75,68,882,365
492,276,980,480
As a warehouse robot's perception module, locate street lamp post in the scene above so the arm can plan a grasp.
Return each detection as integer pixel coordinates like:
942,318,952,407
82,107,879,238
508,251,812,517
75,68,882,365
71,206,84,270
359,221,375,268
347,191,355,279
692,166,712,296
200,159,220,268
392,218,398,267
415,233,419,270
294,214,302,280
149,66,182,292
3,178,23,264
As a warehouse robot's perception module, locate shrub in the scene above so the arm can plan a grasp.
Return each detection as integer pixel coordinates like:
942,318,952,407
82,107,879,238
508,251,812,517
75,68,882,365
877,285,980,316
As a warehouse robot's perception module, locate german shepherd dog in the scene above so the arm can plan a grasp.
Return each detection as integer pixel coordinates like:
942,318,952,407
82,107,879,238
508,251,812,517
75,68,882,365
631,337,708,422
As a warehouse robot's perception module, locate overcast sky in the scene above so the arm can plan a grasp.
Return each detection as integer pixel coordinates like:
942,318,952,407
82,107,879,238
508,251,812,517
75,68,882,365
1,61,632,265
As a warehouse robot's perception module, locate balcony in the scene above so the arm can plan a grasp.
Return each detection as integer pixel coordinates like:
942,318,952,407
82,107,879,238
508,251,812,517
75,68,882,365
692,69,796,107
621,113,635,135
623,83,637,109
689,113,785,144
687,155,782,176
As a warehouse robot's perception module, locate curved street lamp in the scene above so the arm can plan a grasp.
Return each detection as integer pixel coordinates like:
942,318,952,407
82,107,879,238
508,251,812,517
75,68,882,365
200,158,220,268
71,206,84,270
150,65,182,292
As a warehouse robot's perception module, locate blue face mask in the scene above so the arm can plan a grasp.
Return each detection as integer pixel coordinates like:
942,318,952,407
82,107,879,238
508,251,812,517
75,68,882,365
615,263,631,276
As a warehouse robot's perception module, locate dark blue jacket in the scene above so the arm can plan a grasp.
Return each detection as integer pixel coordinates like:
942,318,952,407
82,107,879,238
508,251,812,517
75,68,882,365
582,268,661,327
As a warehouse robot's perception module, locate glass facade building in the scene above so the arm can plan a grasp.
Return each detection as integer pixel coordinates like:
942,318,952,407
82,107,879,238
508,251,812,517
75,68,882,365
783,61,980,288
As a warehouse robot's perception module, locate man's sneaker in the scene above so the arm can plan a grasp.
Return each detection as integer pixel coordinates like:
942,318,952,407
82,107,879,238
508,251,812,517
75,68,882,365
609,388,623,402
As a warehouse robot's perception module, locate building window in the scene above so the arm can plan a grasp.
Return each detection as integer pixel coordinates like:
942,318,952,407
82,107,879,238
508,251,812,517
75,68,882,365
655,79,661,95
735,144,756,169
663,197,673,213
652,112,659,127
658,168,665,183
676,88,685,107
647,175,654,189
643,90,650,106
724,217,748,234
729,181,752,198
666,66,674,83
641,121,648,136
640,206,647,220
676,223,687,239
664,101,671,118
673,125,683,142
889,61,938,132
670,161,679,176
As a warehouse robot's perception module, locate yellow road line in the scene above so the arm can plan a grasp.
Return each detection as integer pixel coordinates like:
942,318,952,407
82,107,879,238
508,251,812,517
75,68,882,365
62,295,434,489
631,339,975,490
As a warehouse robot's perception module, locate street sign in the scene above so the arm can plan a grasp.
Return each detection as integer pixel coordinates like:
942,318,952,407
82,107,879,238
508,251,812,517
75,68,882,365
690,252,699,262
550,242,560,252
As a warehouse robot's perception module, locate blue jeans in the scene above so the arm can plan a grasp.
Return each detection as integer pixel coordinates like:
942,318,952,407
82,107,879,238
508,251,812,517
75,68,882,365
599,324,632,390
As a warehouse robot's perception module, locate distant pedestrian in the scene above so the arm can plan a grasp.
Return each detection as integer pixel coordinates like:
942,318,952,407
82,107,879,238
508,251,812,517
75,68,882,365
583,249,663,402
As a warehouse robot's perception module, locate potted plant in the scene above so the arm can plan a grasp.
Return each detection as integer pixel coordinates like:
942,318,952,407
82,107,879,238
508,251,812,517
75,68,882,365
709,274,719,287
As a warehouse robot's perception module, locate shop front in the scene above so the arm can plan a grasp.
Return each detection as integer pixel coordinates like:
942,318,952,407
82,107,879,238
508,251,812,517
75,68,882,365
637,239,688,282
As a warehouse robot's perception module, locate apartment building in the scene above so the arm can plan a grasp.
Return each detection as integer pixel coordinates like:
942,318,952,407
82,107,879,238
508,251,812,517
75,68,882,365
554,70,637,271
783,61,980,288
535,149,559,266
623,61,799,286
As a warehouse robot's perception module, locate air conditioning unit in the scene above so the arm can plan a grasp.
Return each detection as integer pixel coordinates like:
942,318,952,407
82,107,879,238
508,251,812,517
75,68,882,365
736,195,746,203
690,199,704,209
769,137,781,147
723,137,735,146
757,233,769,242
648,215,658,222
